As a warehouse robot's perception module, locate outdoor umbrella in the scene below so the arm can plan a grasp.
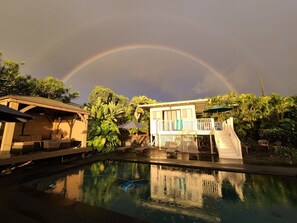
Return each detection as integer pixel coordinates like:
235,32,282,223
118,121,148,145
0,104,34,122
118,121,147,129
203,105,233,113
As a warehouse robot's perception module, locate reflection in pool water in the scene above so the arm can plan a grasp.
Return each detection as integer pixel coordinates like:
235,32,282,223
29,161,297,223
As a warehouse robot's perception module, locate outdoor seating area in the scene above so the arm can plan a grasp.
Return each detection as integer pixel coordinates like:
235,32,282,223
0,96,90,157
11,136,77,154
163,141,200,160
9,132,75,154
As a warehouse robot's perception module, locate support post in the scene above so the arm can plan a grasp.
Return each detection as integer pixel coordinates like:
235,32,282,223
210,131,214,154
157,120,161,150
81,114,88,147
1,102,19,152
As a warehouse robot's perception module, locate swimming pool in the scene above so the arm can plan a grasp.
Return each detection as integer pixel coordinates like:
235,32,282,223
28,161,297,223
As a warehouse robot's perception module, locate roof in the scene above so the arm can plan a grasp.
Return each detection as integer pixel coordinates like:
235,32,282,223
0,95,90,115
138,99,209,113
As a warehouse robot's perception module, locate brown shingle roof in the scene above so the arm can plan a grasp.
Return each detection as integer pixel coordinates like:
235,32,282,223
0,95,90,115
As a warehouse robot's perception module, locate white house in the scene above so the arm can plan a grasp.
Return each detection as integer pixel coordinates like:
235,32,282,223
139,99,242,159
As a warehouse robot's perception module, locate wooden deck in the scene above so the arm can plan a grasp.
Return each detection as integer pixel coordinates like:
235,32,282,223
0,147,93,166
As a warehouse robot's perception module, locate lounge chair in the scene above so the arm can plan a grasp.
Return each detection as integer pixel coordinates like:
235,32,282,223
133,146,150,154
177,141,187,153
11,141,38,154
164,142,179,157
116,146,132,152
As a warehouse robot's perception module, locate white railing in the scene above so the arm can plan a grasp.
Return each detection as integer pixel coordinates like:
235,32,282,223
197,118,214,131
153,118,215,133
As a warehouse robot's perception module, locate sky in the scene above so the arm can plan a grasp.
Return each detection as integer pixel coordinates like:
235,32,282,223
1,0,296,104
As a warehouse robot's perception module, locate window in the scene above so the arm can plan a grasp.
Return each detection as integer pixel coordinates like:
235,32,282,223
163,110,182,131
152,111,162,119
182,108,192,119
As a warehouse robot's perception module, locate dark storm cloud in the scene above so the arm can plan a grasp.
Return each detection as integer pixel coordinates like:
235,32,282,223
1,0,296,103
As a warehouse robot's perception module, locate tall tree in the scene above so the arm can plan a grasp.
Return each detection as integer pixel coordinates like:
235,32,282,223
0,53,80,102
88,85,128,106
0,53,36,96
35,76,80,103
36,76,65,99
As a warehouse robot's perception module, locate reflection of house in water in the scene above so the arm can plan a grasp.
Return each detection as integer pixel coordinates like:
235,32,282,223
44,170,84,201
150,165,245,208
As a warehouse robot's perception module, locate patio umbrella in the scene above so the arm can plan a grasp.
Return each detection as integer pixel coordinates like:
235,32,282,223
118,121,147,129
0,105,34,122
203,105,233,113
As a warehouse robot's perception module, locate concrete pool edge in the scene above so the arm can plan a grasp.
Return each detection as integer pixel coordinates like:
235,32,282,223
2,150,297,180
95,153,297,177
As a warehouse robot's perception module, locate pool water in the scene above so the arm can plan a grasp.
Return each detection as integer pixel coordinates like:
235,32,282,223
28,161,297,223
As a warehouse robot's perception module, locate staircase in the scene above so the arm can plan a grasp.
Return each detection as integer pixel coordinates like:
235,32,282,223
215,130,242,159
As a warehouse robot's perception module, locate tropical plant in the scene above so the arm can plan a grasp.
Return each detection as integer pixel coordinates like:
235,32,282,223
87,99,123,152
127,96,157,121
209,92,297,147
125,95,157,134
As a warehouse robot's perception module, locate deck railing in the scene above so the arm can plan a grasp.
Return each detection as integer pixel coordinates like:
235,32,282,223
153,118,215,133
197,118,214,131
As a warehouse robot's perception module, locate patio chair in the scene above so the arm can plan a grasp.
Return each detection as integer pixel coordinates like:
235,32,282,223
188,143,199,160
242,142,252,154
258,139,269,152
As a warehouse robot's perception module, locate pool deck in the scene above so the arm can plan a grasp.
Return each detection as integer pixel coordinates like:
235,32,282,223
1,146,297,177
0,147,297,222
0,147,93,166
96,147,297,177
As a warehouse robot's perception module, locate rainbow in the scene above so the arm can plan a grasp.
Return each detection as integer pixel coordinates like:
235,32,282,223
63,44,236,92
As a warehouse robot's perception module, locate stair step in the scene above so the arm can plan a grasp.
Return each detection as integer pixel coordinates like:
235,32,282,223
215,129,242,159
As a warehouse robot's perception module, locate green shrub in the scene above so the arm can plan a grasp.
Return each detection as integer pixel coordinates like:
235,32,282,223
272,146,297,162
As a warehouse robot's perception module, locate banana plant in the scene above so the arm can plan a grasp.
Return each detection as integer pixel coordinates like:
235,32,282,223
87,99,122,152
